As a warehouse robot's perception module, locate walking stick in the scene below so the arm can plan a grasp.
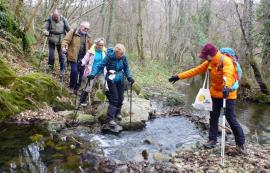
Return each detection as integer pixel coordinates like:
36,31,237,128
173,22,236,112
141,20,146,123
38,37,48,70
220,99,226,167
74,71,81,113
221,77,227,167
60,52,66,94
129,82,133,129
72,78,90,123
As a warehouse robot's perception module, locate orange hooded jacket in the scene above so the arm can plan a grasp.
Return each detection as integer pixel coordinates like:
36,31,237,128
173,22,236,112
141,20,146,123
178,51,237,99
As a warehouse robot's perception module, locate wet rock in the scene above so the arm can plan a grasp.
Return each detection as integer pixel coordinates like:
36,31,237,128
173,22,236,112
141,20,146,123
96,105,108,124
120,121,146,131
121,96,150,123
142,150,149,160
76,113,96,124
58,110,74,119
143,139,151,144
47,120,66,132
153,152,171,162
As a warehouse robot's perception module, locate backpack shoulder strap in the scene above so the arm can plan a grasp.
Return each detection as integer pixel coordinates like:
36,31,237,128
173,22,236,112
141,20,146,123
47,16,52,31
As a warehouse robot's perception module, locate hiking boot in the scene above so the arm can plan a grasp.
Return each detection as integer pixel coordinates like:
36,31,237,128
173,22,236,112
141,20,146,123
73,90,78,95
203,140,217,149
81,102,88,107
236,144,247,155
79,92,88,107
115,114,122,121
108,120,118,128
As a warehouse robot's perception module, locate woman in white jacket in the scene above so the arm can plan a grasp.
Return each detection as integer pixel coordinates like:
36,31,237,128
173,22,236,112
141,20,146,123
80,38,107,106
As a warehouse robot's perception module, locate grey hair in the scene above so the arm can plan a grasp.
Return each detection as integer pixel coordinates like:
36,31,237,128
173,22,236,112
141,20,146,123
114,43,126,54
80,21,90,28
94,37,105,45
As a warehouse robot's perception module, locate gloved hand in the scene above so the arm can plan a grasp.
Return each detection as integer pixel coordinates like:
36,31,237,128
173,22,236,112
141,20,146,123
78,60,82,66
127,77,135,85
87,74,95,80
168,75,179,84
43,30,49,36
62,47,67,54
223,87,231,99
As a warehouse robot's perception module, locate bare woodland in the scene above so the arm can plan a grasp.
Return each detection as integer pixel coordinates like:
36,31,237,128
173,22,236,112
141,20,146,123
4,0,270,95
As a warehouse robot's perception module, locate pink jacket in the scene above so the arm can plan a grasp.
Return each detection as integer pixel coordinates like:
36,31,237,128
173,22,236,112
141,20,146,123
81,44,107,77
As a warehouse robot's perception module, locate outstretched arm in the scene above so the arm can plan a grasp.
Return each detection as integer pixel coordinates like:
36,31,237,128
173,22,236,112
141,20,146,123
90,54,110,77
178,61,209,80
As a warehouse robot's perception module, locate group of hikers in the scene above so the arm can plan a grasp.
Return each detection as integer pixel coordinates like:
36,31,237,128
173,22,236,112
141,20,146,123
43,9,246,155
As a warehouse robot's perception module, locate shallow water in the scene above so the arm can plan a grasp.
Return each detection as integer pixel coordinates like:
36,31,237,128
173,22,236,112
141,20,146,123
179,78,270,143
91,117,204,162
0,123,90,172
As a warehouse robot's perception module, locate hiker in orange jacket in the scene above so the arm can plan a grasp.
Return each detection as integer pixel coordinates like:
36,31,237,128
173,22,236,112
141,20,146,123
169,43,246,154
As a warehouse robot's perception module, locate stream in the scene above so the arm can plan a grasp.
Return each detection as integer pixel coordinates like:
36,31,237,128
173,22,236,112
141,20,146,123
0,80,269,172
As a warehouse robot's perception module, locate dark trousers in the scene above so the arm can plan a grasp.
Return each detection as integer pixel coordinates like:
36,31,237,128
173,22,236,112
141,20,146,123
48,42,65,71
69,61,84,90
209,98,245,146
106,80,125,121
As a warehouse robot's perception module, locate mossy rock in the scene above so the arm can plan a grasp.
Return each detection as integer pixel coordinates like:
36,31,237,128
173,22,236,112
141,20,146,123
252,93,270,104
95,89,106,102
132,83,141,95
12,73,63,102
0,89,23,119
120,121,146,131
76,113,96,124
0,72,72,120
166,95,185,106
96,106,108,124
0,58,16,86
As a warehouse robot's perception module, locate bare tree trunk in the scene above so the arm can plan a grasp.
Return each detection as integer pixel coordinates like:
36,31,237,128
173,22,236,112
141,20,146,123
167,0,174,62
261,0,270,80
106,0,114,46
136,0,145,64
100,0,106,37
15,0,24,20
24,0,43,32
235,1,270,95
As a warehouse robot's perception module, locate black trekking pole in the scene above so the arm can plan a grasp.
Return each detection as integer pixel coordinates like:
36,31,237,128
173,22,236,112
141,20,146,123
38,37,48,70
74,69,81,110
72,78,90,123
60,52,66,93
129,82,133,129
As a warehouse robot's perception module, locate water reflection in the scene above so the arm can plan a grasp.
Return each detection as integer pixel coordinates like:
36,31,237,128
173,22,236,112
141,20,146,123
177,77,270,143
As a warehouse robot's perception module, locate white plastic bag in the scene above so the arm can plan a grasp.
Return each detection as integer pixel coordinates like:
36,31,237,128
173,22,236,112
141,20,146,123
192,71,213,111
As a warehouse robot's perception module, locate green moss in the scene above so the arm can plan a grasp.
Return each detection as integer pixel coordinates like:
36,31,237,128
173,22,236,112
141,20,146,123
0,59,16,86
95,90,106,102
0,90,22,118
252,93,270,104
30,134,43,142
0,70,73,120
12,73,62,104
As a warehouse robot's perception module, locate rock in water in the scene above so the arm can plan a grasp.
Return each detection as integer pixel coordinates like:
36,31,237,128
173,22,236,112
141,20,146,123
102,124,123,135
142,150,149,160
120,121,146,131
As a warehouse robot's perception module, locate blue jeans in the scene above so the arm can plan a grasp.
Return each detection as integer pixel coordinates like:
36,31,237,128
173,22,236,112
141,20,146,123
69,61,84,90
209,98,245,146
48,42,65,71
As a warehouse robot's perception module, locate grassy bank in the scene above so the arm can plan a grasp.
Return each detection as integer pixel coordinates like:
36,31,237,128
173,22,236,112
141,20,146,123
128,53,177,91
